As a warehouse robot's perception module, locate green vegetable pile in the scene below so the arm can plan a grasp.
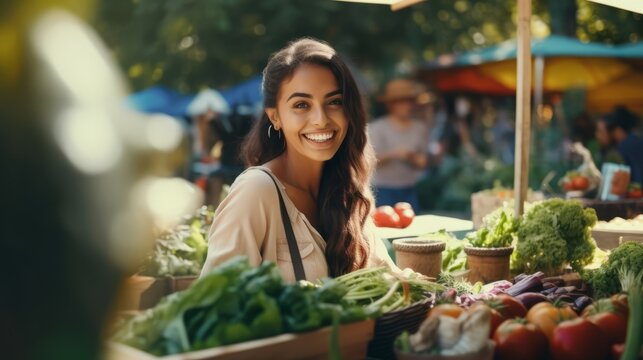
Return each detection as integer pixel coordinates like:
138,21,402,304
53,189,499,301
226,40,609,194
334,267,445,313
511,199,597,275
465,205,517,248
139,206,213,277
584,242,643,298
113,257,378,356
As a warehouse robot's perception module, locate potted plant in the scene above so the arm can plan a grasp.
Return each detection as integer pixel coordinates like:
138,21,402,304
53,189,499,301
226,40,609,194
464,206,517,284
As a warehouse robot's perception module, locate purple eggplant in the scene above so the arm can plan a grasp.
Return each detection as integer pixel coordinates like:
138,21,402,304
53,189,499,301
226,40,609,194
546,293,574,303
542,276,565,287
515,292,550,310
573,296,593,313
542,282,556,290
506,272,545,297
541,287,557,295
513,273,528,283
554,286,576,294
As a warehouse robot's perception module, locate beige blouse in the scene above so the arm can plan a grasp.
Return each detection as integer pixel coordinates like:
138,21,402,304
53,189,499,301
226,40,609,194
200,166,400,283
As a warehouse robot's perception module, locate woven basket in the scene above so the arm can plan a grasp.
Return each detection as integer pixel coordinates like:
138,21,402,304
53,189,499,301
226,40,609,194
367,298,433,360
464,246,513,284
393,238,446,279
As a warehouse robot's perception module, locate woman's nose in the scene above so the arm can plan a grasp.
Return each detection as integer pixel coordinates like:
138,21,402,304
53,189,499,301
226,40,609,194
310,106,329,126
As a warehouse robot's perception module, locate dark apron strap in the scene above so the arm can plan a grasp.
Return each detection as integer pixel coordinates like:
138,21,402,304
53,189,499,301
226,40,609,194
255,168,306,281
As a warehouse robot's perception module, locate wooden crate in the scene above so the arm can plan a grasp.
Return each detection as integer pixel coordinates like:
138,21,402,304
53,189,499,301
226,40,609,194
119,276,198,311
139,276,198,309
106,319,374,360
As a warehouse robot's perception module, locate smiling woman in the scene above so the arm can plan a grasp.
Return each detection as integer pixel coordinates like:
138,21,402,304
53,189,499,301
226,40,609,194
200,38,401,282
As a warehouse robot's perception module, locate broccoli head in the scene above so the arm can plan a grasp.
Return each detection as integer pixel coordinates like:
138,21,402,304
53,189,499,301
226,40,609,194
512,199,597,274
586,242,643,298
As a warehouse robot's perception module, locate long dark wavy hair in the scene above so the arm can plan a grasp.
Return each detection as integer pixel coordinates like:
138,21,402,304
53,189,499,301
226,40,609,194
241,38,375,277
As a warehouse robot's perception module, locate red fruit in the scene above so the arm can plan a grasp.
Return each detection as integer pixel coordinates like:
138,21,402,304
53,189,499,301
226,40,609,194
394,202,413,211
393,202,415,228
550,318,609,360
493,318,549,360
571,176,589,190
495,294,528,319
372,206,400,228
582,298,628,346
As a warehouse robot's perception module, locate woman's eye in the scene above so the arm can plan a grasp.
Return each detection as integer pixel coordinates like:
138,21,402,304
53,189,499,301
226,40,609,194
294,102,309,109
328,98,343,106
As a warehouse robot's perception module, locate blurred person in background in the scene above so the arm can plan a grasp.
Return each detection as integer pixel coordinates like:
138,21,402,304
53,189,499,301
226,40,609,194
187,90,252,207
368,78,430,210
604,106,643,184
594,115,623,167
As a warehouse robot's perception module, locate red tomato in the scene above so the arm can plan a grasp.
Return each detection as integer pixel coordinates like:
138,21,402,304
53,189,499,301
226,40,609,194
571,176,589,190
493,318,549,360
393,202,415,228
396,208,415,228
550,318,609,360
628,188,642,198
394,202,413,211
612,343,624,360
372,206,400,228
495,294,528,319
470,302,504,338
563,181,574,191
582,299,628,345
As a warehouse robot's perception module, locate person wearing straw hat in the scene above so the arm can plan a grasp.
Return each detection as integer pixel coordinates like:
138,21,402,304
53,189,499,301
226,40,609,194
368,78,431,210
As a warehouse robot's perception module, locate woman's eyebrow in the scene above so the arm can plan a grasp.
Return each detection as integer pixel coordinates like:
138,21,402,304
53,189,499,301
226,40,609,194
286,89,342,102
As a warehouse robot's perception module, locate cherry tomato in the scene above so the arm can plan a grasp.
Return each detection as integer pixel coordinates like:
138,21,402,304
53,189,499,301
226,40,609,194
493,318,549,360
550,318,609,360
372,206,400,228
526,301,577,340
427,303,464,319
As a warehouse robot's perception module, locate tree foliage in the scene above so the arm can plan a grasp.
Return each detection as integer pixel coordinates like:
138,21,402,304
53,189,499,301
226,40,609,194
92,0,643,93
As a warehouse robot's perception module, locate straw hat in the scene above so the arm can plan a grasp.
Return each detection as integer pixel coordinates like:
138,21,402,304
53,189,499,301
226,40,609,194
377,78,434,104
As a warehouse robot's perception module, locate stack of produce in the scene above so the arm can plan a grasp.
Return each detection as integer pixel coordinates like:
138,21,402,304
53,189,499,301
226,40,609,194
398,268,642,360
139,206,214,277
334,267,445,313
113,257,379,356
511,199,598,275
584,241,643,298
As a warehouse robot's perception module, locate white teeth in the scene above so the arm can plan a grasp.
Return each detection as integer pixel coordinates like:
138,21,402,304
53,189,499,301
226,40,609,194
304,132,334,142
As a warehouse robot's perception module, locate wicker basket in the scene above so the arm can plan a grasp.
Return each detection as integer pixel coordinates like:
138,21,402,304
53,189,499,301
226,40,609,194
464,246,514,284
367,298,433,360
393,238,446,279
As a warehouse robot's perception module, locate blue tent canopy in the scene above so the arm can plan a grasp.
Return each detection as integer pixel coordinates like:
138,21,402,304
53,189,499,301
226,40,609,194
425,35,642,69
127,76,263,117
126,86,195,118
219,75,263,110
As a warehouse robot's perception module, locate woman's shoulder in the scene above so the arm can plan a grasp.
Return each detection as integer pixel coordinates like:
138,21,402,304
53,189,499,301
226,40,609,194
228,166,281,199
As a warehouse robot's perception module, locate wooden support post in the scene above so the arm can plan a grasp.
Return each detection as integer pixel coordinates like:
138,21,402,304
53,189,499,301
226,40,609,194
514,0,532,217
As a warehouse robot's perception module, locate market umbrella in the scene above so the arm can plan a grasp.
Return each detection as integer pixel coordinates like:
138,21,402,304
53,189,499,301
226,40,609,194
587,71,643,114
420,35,637,93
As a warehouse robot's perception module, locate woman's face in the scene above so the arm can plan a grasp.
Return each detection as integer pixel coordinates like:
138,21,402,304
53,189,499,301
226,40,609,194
267,63,348,163
595,119,611,147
